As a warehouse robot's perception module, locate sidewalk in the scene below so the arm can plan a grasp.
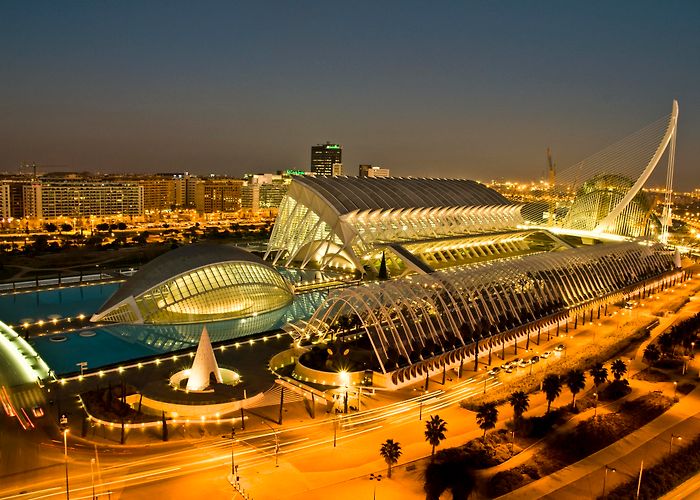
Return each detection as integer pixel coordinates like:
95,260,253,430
499,386,700,499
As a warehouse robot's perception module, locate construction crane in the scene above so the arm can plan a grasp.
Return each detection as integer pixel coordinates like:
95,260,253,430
546,148,557,225
19,163,70,180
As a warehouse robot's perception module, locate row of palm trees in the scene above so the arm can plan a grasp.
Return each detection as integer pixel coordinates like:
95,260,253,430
377,359,629,478
379,414,449,478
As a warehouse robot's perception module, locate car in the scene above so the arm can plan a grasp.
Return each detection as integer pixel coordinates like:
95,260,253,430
500,363,510,370
541,351,551,359
518,358,530,367
32,406,44,418
530,356,540,364
511,358,522,366
555,344,566,352
505,366,514,373
487,367,501,376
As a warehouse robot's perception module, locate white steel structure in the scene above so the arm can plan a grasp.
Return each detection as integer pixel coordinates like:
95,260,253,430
92,244,293,324
556,101,679,241
266,176,523,270
302,242,675,375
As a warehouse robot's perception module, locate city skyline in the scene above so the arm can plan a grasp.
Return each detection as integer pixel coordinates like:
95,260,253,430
2,2,700,188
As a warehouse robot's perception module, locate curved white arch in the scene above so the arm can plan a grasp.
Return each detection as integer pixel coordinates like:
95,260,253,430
594,100,678,234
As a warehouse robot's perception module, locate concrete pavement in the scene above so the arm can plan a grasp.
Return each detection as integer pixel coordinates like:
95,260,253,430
499,386,700,499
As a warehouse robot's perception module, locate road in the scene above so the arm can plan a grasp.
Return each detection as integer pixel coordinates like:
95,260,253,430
0,269,696,499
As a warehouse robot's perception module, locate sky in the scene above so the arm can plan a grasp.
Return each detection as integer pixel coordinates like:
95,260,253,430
1,1,699,188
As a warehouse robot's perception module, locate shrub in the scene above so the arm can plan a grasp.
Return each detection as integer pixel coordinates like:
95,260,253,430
488,470,523,497
599,379,631,401
607,433,700,500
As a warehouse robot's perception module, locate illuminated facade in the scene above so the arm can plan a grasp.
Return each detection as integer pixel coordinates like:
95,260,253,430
301,242,675,378
266,176,523,270
311,142,342,176
92,244,294,324
563,174,659,238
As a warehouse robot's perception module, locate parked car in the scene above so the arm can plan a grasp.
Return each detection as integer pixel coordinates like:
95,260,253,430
518,358,530,367
541,351,552,359
555,344,566,352
487,367,501,376
505,366,514,374
530,355,540,364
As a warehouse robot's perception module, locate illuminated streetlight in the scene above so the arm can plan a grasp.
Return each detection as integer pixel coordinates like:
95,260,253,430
602,465,616,498
670,433,682,454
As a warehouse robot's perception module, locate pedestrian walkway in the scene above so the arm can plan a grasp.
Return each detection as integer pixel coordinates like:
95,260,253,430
499,386,700,499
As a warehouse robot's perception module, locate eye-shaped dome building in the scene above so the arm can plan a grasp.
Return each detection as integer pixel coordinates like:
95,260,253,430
91,244,294,324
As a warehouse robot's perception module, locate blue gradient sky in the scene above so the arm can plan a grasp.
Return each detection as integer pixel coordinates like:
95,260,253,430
2,1,699,188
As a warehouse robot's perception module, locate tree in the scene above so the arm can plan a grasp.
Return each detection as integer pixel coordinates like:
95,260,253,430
589,362,608,390
476,402,498,440
60,223,73,232
566,369,586,409
508,391,530,426
117,222,127,230
643,344,661,365
610,359,627,381
95,223,110,232
542,374,562,413
44,222,57,232
379,439,402,478
424,415,447,459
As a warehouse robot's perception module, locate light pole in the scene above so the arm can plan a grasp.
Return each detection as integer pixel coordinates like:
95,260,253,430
602,465,616,498
593,393,599,419
670,433,682,454
63,427,70,500
261,420,280,467
90,458,96,500
231,427,236,480
370,473,382,500
673,381,678,399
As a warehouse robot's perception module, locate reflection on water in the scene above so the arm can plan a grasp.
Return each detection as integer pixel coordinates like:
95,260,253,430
28,290,327,375
100,290,326,351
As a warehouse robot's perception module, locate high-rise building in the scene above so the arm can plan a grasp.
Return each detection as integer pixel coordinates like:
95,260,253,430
22,178,144,220
359,164,390,178
195,179,244,213
139,177,176,212
311,142,342,176
0,184,10,220
242,173,292,211
0,180,27,219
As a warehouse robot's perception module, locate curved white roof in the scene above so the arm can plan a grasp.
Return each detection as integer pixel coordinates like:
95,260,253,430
294,176,510,215
99,244,271,313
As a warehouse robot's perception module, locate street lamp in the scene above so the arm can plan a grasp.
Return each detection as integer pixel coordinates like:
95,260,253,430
673,381,678,399
63,426,70,500
670,433,682,454
230,427,236,480
370,473,382,500
602,464,616,498
593,393,598,419
261,420,280,467
90,458,96,500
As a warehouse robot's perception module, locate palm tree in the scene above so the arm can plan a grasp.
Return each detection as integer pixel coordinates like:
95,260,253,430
566,369,586,409
379,439,402,478
508,391,530,427
476,402,498,440
643,344,661,365
542,374,562,413
424,415,448,459
589,362,608,390
610,359,627,381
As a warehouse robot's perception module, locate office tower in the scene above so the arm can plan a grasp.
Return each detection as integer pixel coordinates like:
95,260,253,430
311,142,342,176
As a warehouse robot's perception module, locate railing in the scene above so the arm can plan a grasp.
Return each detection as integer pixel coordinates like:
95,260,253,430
0,268,138,293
